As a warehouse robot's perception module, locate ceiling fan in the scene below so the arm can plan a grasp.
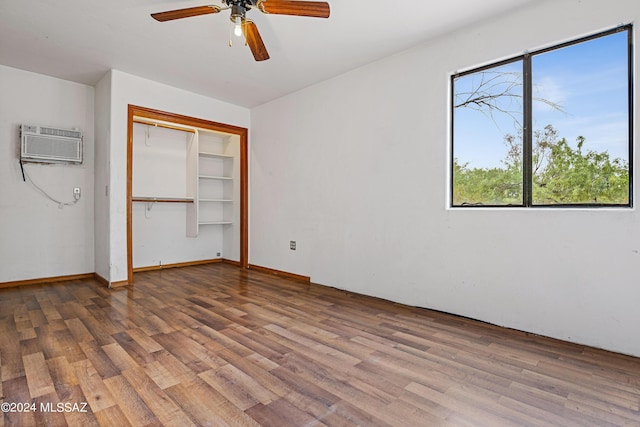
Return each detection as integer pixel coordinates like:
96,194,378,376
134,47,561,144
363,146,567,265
151,0,331,61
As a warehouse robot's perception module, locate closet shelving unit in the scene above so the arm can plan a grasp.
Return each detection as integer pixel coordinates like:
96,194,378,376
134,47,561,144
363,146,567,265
188,128,239,238
132,116,240,242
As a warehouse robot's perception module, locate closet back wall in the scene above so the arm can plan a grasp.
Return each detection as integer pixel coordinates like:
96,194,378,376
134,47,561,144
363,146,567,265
132,123,222,268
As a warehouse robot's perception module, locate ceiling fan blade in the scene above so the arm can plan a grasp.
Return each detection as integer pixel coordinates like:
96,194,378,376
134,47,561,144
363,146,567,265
259,1,330,18
151,6,221,22
243,21,270,61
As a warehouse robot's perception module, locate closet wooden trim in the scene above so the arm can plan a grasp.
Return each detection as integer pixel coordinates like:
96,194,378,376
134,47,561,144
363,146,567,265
127,105,249,285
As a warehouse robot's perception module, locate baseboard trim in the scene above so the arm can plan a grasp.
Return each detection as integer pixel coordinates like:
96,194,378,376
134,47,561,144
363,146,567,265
94,273,109,288
0,273,95,289
133,258,223,273
0,261,301,290
248,264,311,282
109,280,130,288
93,273,129,288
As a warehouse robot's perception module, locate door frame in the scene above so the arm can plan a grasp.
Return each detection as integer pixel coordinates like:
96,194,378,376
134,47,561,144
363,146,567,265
126,105,248,283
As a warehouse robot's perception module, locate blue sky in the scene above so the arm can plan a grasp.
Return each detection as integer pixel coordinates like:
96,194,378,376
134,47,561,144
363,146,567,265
454,29,629,169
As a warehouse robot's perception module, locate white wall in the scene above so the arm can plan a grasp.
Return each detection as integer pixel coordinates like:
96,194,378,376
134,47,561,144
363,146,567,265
250,0,640,356
107,70,250,282
0,65,95,282
94,71,111,280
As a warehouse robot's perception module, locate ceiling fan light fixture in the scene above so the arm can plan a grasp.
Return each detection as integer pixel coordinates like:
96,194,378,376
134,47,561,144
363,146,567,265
229,4,246,45
233,16,243,37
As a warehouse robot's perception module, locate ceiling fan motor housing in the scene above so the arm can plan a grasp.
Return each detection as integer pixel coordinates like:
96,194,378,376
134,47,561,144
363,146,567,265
230,4,246,21
224,0,259,9
226,0,259,21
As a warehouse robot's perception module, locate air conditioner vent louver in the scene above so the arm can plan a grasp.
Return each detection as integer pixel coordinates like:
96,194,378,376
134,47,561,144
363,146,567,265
40,127,82,139
20,124,83,164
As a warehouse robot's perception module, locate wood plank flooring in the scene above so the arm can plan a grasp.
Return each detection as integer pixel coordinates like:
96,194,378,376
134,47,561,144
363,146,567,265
1,263,640,426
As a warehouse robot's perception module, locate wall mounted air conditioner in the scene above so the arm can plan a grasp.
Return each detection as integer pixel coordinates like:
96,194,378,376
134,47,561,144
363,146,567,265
20,124,83,164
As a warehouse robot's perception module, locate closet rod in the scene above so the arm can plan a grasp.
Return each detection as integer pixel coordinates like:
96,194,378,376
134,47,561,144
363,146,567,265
132,197,194,203
133,118,196,133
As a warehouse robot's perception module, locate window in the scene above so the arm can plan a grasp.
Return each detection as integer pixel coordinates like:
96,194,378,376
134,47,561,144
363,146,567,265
451,26,632,207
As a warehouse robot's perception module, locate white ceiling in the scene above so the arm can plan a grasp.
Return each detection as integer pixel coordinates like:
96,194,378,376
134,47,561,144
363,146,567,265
0,0,534,108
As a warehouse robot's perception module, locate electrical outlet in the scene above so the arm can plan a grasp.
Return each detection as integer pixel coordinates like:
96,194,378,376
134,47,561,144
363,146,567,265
216,252,221,257
290,241,296,250
73,187,81,200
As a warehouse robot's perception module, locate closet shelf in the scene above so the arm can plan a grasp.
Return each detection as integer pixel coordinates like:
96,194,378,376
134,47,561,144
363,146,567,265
199,175,233,180
133,197,194,203
199,198,233,202
199,151,234,159
199,221,233,225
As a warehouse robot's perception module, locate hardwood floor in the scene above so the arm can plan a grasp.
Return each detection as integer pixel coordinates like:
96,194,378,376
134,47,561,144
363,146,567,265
1,263,639,426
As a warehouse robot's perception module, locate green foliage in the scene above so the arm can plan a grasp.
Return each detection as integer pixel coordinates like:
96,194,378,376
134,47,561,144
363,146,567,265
453,160,522,205
533,136,629,204
453,125,629,205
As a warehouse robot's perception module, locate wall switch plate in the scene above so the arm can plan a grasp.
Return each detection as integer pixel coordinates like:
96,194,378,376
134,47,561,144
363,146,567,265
290,241,296,250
